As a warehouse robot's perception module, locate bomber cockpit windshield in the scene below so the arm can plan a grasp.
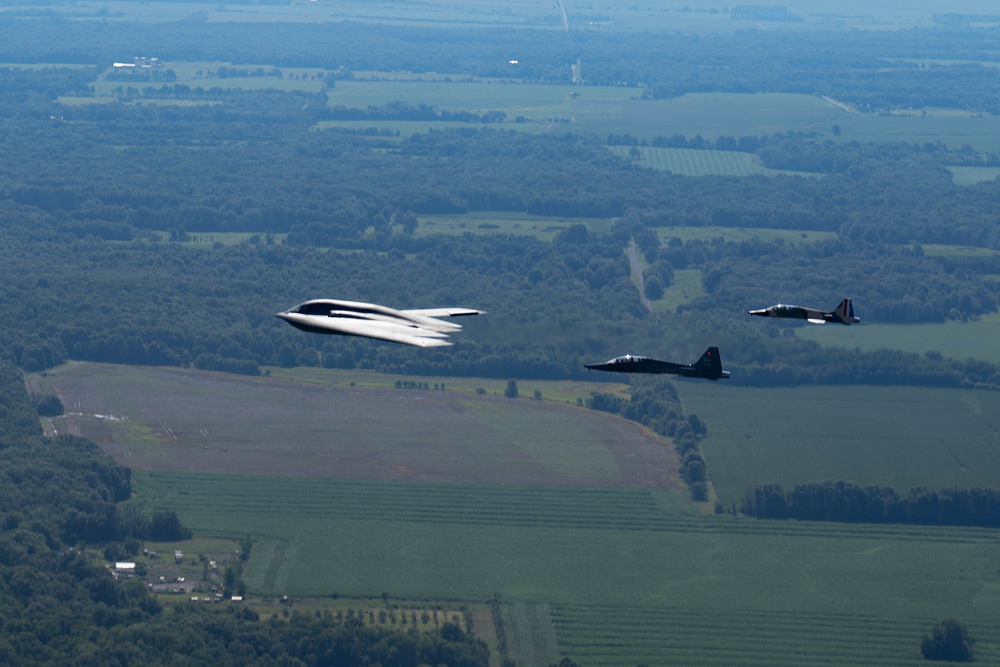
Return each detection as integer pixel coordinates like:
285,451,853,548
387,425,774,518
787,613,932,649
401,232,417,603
294,301,335,316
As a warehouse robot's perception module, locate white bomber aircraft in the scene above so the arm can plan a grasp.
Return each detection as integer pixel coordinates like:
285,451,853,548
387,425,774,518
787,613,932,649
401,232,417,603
275,299,485,347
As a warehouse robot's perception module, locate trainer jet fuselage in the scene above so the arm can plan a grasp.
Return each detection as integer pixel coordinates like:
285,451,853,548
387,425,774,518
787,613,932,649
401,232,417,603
748,298,860,325
276,299,484,347
585,347,731,381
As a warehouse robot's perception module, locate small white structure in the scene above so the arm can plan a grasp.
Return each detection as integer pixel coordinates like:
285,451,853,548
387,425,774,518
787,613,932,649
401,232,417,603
113,562,136,578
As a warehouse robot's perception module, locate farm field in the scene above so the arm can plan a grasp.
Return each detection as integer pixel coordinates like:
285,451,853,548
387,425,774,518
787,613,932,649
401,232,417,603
76,62,1000,152
326,80,632,120
676,383,1000,507
832,111,1000,152
586,92,847,141
413,211,615,240
949,165,1000,185
35,363,680,488
795,312,1000,364
29,362,1000,665
608,145,822,177
133,469,1000,667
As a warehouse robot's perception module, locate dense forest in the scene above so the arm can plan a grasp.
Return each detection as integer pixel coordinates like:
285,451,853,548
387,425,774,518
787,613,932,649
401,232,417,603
0,53,999,389
0,361,490,666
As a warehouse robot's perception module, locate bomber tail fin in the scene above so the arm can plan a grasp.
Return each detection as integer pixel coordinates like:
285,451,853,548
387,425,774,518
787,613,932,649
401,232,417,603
695,347,730,380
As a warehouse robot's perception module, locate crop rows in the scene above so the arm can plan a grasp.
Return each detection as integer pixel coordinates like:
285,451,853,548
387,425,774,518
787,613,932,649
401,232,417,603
609,146,812,177
550,604,1000,667
139,471,998,546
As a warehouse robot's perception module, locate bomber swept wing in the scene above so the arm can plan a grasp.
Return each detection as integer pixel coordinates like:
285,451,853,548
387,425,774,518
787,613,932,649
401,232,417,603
748,298,860,325
584,347,731,381
275,299,485,347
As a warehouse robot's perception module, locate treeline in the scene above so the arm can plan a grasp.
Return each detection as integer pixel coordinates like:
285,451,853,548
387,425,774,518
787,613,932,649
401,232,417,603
0,361,491,666
741,481,1000,528
587,378,709,500
0,363,190,546
4,226,1000,390
330,102,507,124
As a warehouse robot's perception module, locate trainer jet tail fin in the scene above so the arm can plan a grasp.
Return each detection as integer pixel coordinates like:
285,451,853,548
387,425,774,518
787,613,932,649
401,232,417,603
831,298,860,325
695,347,730,380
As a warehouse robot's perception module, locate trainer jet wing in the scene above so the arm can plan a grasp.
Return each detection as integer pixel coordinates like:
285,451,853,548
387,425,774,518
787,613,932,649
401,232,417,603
585,347,731,381
275,299,484,347
748,297,860,325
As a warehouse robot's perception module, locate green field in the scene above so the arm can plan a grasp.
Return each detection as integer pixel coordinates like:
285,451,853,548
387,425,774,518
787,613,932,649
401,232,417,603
831,111,1000,152
655,268,706,313
795,312,1000,364
133,470,1000,666
677,383,1000,507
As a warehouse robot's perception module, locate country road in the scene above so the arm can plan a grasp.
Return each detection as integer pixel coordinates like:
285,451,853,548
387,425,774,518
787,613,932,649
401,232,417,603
627,239,653,312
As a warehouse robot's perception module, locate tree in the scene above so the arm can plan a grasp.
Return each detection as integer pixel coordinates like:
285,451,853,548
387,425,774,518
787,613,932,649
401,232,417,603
504,380,519,398
33,393,64,416
921,619,974,662
644,275,664,300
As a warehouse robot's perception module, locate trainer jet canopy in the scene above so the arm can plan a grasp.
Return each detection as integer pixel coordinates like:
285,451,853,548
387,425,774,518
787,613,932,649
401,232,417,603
585,347,731,381
748,298,860,325
276,299,484,347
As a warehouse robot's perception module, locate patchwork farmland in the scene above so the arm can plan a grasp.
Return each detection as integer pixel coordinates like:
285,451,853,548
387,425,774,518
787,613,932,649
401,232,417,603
34,363,1000,666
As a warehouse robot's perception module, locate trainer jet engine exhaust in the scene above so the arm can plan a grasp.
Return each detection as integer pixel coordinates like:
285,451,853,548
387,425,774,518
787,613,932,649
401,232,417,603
276,299,485,347
748,298,860,325
585,347,731,381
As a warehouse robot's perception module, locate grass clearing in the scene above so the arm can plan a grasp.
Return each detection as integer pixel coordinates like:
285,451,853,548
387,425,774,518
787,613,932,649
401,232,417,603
795,312,1000,364
655,268,706,312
